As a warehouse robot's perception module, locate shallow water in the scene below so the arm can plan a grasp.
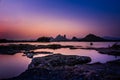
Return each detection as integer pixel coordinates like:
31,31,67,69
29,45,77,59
0,42,120,79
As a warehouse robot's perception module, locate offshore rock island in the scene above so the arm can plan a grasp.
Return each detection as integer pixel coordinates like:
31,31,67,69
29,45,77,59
1,34,120,43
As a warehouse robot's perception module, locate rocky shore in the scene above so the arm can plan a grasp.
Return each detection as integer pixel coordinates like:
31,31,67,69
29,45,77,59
0,43,120,56
80,43,120,56
28,54,91,69
4,54,120,80
0,44,74,55
96,43,120,56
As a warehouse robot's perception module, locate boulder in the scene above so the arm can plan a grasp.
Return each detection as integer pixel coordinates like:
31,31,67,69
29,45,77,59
4,59,120,80
28,54,91,69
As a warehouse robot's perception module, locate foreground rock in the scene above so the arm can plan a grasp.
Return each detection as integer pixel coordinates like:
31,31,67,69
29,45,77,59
5,59,120,80
28,54,91,69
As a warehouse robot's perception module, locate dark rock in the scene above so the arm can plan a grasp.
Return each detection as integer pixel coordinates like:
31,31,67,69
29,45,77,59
37,37,52,42
23,51,53,58
4,59,120,80
0,44,37,55
71,36,80,41
110,43,120,50
28,54,91,69
0,44,75,55
0,39,8,43
80,34,106,41
95,48,120,56
51,34,68,41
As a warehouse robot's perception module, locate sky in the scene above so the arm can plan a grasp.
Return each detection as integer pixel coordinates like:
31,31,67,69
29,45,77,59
0,0,120,40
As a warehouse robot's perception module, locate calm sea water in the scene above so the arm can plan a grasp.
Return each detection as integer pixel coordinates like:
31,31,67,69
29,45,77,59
0,42,120,79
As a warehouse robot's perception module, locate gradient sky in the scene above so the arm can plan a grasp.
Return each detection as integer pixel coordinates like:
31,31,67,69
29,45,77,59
0,0,120,40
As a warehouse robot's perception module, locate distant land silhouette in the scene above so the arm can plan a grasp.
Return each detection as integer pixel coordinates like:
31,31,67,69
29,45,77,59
0,34,120,43
37,37,52,42
51,34,68,41
80,34,106,41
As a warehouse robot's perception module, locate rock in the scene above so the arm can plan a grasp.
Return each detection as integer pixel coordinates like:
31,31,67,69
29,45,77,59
110,43,120,50
26,53,34,58
4,59,120,80
96,48,120,56
0,44,75,55
23,51,53,58
28,54,91,69
51,34,68,41
80,34,106,41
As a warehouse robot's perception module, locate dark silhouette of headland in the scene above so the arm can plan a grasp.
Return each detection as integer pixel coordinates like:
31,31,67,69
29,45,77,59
0,34,120,43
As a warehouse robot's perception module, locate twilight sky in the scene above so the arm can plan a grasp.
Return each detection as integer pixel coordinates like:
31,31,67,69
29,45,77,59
0,0,120,40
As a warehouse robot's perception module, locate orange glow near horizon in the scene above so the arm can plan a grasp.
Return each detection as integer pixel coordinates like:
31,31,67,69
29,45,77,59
0,0,120,39
0,15,91,40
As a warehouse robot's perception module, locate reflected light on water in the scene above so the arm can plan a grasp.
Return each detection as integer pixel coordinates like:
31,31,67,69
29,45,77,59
0,42,120,79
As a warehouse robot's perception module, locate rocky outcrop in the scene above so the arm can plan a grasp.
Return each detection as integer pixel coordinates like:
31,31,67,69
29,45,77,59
5,59,120,80
96,43,120,56
0,44,74,55
51,34,68,41
81,34,106,41
28,54,91,69
96,48,120,56
80,43,120,56
71,36,80,41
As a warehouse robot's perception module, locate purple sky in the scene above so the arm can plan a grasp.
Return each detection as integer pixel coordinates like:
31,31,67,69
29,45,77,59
0,0,120,40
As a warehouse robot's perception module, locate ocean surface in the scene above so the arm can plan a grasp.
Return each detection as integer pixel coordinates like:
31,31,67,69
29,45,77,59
0,42,120,79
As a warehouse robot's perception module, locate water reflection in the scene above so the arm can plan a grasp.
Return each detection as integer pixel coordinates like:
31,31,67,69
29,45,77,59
0,42,120,79
34,48,120,63
0,42,116,48
0,53,31,79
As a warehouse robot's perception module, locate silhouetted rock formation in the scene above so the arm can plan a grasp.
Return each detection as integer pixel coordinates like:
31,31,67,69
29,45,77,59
1,34,120,42
110,43,120,50
81,34,106,41
37,37,53,42
0,39,8,43
52,34,68,41
71,36,79,41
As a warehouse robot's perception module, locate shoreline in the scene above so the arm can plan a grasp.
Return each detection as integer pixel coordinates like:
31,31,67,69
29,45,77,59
0,40,120,43
0,43,120,56
3,54,120,80
0,42,120,80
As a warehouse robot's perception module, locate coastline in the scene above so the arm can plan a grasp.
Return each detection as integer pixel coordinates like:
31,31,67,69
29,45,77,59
3,54,120,80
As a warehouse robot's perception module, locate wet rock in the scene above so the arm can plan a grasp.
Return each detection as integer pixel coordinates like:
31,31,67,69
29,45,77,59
110,43,120,50
0,44,75,55
0,44,37,55
23,51,53,58
28,54,91,69
4,59,120,80
96,48,120,56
